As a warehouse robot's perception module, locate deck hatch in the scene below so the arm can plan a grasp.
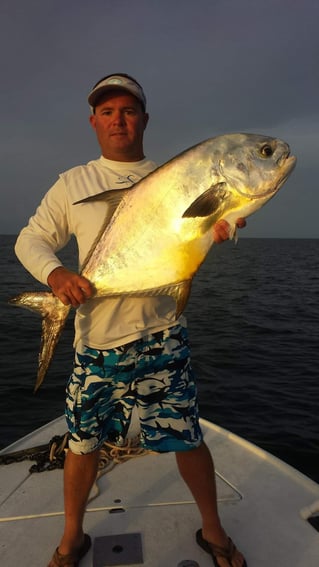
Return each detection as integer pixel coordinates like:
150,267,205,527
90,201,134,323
93,532,143,566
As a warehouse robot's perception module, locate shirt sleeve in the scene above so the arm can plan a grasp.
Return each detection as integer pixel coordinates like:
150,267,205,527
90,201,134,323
15,176,72,285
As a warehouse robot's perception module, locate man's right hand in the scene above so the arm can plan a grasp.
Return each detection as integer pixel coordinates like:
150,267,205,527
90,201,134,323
47,266,93,307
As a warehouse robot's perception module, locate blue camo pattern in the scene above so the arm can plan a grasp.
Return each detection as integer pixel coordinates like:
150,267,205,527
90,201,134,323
66,324,203,454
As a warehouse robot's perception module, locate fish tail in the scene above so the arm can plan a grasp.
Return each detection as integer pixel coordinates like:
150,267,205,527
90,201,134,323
8,292,71,391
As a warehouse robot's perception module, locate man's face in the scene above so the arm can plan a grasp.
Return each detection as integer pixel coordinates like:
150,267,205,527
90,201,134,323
89,90,149,161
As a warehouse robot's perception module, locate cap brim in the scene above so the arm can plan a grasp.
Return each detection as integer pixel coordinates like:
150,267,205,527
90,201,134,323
88,85,130,107
88,86,146,110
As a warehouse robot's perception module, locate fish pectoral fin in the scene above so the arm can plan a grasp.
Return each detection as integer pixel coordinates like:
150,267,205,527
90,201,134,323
9,291,71,391
182,182,227,218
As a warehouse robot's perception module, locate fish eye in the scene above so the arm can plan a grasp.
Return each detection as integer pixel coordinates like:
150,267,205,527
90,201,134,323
260,144,274,158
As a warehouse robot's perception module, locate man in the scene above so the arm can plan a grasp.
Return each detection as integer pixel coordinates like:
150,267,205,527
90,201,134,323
15,74,247,567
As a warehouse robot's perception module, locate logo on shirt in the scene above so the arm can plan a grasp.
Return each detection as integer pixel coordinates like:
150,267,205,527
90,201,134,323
116,174,140,185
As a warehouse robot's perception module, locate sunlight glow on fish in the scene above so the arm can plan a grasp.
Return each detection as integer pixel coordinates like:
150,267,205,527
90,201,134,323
9,133,296,390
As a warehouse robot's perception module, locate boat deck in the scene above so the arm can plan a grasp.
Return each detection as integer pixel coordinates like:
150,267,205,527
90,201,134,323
1,416,319,566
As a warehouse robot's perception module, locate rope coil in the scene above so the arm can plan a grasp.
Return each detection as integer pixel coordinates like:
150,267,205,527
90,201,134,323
0,433,150,477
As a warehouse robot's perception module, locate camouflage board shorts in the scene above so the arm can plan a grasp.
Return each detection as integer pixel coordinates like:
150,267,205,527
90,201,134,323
66,323,203,454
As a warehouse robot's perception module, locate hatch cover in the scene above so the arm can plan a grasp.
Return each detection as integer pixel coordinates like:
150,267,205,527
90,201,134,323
93,532,143,566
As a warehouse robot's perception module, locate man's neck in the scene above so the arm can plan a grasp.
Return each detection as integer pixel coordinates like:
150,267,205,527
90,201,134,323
102,150,145,162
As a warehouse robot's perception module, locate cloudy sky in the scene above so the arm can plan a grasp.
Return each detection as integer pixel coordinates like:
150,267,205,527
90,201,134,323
1,0,318,237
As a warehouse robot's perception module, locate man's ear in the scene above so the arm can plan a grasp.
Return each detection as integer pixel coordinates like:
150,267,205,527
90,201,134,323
89,114,97,130
143,112,149,130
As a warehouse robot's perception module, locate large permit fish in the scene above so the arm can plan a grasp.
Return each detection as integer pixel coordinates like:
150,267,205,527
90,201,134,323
10,133,296,391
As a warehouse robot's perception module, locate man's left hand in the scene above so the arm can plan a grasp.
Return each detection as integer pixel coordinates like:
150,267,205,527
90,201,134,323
213,218,246,243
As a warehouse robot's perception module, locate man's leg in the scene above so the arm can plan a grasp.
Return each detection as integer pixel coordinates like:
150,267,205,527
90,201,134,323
176,441,246,566
48,448,99,565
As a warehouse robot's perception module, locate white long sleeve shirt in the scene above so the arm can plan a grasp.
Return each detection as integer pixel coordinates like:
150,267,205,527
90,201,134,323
15,156,179,350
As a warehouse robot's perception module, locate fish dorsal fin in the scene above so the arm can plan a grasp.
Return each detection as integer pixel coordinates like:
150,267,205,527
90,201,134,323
182,182,227,218
73,188,130,208
75,189,131,272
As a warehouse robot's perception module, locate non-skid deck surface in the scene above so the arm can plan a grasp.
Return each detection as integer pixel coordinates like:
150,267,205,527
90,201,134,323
1,417,319,566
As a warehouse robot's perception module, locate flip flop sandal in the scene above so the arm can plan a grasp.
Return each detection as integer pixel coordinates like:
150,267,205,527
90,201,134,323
196,529,247,567
50,533,91,567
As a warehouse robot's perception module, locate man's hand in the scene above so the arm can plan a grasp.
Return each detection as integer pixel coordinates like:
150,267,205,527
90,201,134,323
213,218,246,243
47,266,93,307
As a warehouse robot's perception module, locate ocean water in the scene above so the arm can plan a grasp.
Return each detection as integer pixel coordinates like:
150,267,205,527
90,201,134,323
0,235,318,483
